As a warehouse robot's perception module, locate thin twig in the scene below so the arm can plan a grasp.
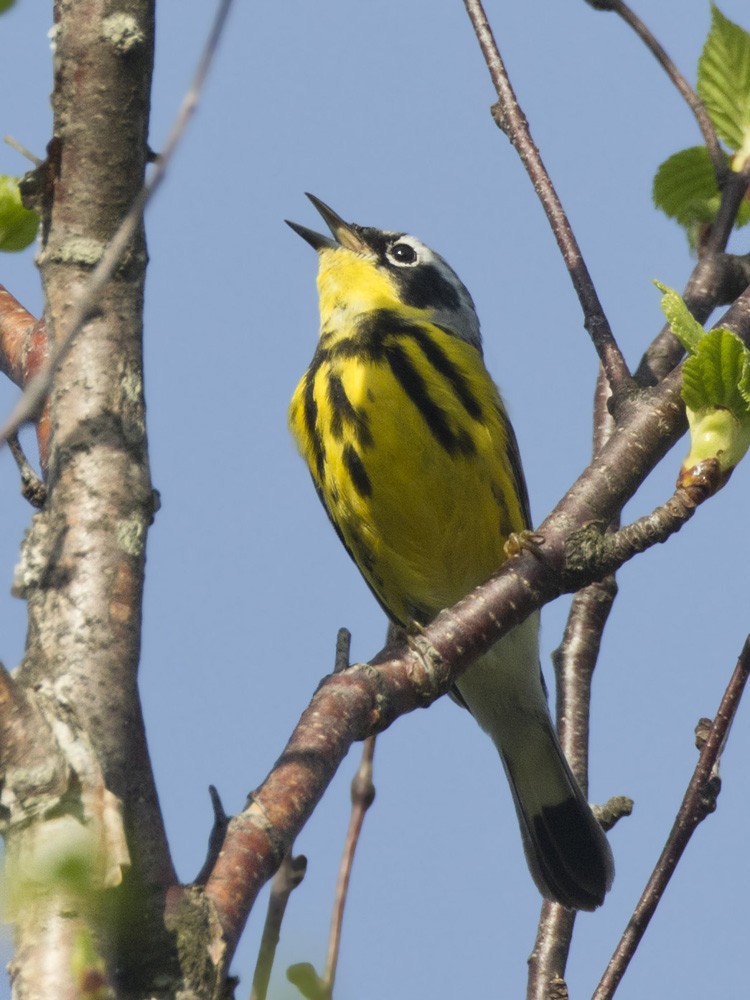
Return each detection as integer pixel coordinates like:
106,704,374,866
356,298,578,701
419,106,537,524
462,0,633,397
0,0,235,449
322,736,376,997
250,850,308,1000
593,633,750,1000
586,0,726,183
3,135,43,167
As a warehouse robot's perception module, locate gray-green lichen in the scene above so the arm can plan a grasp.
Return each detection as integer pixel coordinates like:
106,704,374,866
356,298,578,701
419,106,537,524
116,514,146,557
102,13,145,54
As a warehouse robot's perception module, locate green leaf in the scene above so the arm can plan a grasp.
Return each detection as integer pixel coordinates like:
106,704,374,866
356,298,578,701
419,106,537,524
0,175,39,251
655,281,705,354
0,0,16,13
652,146,750,245
698,5,750,154
682,328,750,418
653,147,718,225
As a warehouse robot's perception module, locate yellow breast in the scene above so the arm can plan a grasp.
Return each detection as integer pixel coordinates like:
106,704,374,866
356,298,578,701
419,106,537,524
290,304,528,626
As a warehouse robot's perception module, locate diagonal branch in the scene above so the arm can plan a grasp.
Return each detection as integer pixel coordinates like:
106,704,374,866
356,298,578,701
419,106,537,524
463,0,633,397
465,0,747,396
201,283,750,974
0,0,235,452
593,633,750,1000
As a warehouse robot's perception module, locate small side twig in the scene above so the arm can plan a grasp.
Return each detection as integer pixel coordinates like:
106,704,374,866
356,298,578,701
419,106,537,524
593,633,750,1000
7,432,47,508
334,628,352,673
251,850,308,1000
594,795,633,833
462,0,633,398
194,785,230,886
586,0,726,183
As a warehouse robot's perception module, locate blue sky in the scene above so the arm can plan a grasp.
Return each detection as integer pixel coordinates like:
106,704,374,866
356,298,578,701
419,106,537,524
1,2,750,997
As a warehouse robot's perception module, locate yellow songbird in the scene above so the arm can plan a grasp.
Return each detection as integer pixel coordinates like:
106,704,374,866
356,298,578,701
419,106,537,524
287,195,614,909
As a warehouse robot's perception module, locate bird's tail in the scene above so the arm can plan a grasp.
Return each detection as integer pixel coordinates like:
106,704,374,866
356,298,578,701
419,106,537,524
454,614,614,911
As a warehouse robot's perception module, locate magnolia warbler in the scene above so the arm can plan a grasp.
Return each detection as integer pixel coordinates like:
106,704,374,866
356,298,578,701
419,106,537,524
287,195,614,910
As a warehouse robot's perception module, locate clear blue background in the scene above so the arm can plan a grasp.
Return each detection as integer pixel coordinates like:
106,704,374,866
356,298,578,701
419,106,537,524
1,2,749,997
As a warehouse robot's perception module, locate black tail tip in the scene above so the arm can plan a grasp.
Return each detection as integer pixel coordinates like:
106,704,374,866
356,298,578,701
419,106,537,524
530,798,615,911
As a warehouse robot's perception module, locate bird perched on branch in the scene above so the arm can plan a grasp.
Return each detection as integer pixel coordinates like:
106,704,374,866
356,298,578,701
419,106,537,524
287,194,614,910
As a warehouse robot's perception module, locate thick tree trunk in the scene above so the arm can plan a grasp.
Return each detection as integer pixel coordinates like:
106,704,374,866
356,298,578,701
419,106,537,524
4,2,178,995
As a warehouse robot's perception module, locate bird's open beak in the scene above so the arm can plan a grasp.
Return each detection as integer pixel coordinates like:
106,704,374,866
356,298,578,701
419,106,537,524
286,194,370,254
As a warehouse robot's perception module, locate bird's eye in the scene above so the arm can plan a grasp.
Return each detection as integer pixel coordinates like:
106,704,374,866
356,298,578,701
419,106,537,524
389,241,418,265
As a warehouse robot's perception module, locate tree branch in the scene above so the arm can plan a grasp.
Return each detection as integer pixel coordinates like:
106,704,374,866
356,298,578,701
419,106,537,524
593,633,750,1000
